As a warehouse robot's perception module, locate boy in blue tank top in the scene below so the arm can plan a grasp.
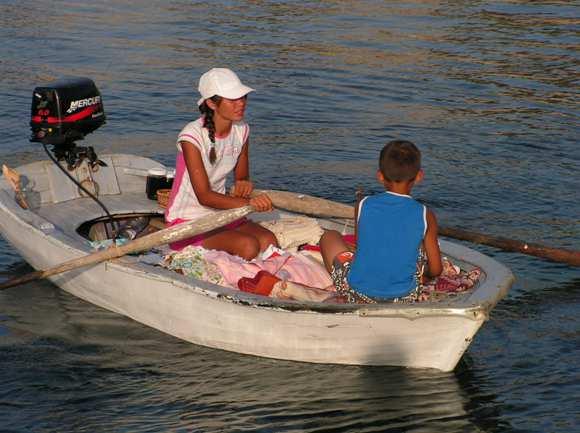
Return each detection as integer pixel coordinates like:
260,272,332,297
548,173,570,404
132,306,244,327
320,140,442,303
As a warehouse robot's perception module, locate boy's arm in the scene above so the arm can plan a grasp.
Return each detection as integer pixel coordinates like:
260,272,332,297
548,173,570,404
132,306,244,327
353,188,364,249
423,208,443,278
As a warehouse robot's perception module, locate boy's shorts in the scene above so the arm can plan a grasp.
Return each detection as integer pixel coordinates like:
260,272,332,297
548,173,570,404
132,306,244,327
330,251,375,304
330,251,422,304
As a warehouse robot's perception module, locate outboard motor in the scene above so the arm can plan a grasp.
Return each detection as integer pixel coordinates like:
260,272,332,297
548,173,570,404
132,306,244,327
29,77,119,237
30,77,106,169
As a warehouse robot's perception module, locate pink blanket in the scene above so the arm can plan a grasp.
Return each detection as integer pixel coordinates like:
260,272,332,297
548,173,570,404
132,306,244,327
203,249,333,290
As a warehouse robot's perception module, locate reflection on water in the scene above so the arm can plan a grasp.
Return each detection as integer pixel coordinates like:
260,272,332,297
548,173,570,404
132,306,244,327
1,286,500,433
0,0,579,432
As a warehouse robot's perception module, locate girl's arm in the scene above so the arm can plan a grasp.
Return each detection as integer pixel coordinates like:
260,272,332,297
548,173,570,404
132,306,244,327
182,141,271,211
231,139,253,198
423,208,443,278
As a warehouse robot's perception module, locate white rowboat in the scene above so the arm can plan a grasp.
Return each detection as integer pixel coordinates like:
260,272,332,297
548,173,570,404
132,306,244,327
0,154,514,372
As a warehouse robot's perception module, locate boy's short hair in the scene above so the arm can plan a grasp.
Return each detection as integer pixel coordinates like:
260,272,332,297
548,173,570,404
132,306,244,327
379,140,421,182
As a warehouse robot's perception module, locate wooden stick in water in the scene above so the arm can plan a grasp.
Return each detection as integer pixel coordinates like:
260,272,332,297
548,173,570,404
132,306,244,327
437,226,580,267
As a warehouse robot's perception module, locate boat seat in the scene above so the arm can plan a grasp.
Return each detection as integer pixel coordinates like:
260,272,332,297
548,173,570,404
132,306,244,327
36,193,163,235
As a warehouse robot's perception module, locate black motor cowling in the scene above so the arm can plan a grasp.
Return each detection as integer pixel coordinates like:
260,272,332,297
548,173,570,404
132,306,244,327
30,77,106,146
30,77,106,168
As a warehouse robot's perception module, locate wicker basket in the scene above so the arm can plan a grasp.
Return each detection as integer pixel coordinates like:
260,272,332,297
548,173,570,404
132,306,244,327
156,189,171,209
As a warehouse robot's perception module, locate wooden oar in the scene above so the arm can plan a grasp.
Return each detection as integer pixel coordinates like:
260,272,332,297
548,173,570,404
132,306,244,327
255,189,354,218
0,205,254,291
257,189,580,267
435,226,580,267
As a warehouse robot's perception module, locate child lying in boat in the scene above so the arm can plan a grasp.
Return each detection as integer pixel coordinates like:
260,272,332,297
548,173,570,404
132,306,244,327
319,139,443,303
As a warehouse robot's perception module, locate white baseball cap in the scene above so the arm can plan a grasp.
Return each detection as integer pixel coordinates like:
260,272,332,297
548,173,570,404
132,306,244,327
197,68,254,107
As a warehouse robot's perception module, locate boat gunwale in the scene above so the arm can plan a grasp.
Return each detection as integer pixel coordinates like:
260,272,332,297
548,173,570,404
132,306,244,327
126,253,502,320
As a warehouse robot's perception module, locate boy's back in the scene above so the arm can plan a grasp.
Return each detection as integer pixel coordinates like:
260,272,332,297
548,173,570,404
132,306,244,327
348,191,426,299
319,139,442,303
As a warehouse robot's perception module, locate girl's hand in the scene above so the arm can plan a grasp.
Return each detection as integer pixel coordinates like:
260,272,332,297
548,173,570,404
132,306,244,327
249,194,273,212
231,180,254,198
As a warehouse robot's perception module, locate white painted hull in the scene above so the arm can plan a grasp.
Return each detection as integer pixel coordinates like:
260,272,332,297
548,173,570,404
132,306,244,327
0,155,514,371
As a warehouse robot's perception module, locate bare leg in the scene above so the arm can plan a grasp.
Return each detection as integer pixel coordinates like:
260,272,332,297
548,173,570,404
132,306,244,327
235,221,279,251
201,229,261,261
319,229,349,272
200,221,277,261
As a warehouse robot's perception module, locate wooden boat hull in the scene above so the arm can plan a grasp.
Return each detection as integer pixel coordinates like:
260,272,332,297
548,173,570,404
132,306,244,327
0,154,514,371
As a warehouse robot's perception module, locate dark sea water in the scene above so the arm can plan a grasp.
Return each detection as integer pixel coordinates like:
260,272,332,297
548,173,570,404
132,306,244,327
1,1,579,432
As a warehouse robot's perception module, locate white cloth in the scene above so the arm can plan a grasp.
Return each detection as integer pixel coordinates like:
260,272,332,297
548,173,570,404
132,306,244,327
259,216,323,252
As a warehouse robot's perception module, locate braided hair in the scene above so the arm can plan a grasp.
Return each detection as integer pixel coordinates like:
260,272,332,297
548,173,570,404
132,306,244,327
198,96,222,164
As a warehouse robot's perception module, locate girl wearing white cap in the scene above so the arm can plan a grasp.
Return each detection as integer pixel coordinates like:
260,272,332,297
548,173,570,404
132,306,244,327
165,68,278,259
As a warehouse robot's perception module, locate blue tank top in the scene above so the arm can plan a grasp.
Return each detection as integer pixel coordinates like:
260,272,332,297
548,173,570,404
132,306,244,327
347,192,426,299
